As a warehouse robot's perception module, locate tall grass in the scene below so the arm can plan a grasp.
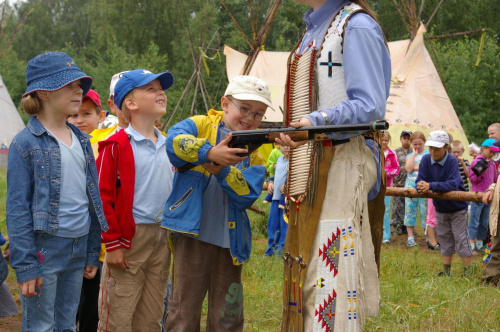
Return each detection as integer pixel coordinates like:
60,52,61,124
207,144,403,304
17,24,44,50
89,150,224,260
1,171,499,331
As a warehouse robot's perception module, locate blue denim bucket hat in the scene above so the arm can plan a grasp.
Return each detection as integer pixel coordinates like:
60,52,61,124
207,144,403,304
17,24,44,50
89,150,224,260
114,69,174,110
23,52,93,97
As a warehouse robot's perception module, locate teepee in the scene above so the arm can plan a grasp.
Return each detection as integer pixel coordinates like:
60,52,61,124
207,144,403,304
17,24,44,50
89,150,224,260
0,74,25,149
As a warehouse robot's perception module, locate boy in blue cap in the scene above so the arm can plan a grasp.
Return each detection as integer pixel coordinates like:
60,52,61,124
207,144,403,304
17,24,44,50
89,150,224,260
96,69,175,331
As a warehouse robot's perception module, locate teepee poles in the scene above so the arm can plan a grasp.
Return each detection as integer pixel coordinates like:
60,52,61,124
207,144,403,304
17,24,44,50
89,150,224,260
425,0,444,30
219,0,283,75
0,0,43,61
164,2,219,129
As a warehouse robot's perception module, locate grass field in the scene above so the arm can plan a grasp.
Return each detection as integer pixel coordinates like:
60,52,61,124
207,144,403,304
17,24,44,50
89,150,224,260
1,168,500,331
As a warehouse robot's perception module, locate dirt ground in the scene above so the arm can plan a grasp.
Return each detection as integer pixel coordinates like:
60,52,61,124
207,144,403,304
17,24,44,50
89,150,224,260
0,302,22,332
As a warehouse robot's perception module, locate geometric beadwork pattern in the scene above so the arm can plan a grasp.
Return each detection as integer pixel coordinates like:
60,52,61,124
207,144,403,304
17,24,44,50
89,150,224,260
319,228,341,277
315,289,337,332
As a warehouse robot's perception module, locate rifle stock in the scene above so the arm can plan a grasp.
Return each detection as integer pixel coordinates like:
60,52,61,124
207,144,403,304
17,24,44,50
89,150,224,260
177,120,388,173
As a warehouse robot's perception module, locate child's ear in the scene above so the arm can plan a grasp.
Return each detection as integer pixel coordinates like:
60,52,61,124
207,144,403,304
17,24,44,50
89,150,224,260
221,96,230,113
123,97,137,111
98,110,107,124
36,91,49,101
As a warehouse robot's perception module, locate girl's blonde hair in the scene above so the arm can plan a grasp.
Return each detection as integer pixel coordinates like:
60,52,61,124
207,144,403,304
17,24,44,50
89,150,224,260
382,130,391,141
410,131,426,143
20,93,43,115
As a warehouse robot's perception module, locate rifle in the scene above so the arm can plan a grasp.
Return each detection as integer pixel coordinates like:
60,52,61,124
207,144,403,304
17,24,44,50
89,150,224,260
177,120,389,173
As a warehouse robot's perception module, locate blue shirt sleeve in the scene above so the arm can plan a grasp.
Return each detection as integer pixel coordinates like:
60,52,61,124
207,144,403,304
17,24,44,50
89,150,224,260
305,13,391,139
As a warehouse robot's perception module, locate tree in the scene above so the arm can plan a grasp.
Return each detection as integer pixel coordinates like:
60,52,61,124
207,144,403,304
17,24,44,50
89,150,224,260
429,35,500,143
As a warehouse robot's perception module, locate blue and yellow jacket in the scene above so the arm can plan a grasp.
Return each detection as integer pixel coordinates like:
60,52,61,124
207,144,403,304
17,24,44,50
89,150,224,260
162,109,266,265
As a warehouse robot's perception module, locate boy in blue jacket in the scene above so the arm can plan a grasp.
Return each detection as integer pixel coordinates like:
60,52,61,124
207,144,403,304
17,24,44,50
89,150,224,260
162,76,272,331
416,130,473,276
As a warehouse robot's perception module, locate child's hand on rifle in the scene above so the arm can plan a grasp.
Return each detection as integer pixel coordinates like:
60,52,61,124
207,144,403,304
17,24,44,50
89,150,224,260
207,133,248,166
275,117,312,148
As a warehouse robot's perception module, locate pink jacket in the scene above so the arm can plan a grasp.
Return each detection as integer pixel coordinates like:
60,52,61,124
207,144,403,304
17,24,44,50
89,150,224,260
385,148,400,187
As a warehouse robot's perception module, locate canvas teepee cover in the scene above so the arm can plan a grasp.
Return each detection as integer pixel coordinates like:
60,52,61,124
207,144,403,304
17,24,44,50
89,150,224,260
385,24,470,152
0,74,25,148
224,24,471,154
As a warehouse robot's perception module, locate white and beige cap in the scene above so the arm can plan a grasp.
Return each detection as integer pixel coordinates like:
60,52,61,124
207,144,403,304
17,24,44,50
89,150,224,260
425,130,449,148
224,75,274,111
109,71,129,98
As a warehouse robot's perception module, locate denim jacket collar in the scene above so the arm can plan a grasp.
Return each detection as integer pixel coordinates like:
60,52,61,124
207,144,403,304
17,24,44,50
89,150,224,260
27,116,91,140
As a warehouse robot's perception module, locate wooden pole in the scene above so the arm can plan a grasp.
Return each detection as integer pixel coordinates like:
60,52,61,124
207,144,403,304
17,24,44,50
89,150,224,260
392,0,412,37
386,187,484,203
219,0,253,49
425,0,444,30
425,29,485,40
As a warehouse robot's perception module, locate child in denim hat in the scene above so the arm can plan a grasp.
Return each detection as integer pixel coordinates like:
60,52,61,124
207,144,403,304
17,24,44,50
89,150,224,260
6,52,108,331
96,69,175,331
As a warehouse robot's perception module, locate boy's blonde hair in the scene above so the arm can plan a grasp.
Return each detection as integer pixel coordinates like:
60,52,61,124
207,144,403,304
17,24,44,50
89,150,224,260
21,93,43,115
450,140,464,151
120,90,135,123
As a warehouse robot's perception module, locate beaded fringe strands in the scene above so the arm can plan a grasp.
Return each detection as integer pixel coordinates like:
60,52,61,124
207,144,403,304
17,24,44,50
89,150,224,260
285,48,317,218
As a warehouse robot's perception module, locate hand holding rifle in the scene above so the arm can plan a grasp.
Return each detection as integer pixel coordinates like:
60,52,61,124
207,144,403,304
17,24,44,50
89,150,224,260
177,120,388,173
206,133,248,167
275,118,312,148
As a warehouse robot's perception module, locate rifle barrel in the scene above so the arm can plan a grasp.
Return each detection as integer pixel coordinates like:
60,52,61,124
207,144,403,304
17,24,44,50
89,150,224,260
229,120,389,146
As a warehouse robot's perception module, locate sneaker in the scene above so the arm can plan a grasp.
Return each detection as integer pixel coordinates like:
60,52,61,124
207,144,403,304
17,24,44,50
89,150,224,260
407,238,417,247
382,239,390,244
438,271,451,277
426,240,441,251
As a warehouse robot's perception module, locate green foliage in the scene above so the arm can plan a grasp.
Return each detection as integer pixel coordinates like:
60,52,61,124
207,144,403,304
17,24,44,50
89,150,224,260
428,35,500,144
2,162,500,330
0,0,498,139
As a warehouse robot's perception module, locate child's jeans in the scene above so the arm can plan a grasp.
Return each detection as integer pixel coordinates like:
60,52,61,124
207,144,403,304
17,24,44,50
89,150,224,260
469,202,490,239
264,200,288,256
21,232,88,332
383,195,392,241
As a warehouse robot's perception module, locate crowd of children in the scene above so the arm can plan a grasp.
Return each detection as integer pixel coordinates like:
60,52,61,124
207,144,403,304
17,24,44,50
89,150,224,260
384,125,500,279
2,49,500,331
3,51,274,331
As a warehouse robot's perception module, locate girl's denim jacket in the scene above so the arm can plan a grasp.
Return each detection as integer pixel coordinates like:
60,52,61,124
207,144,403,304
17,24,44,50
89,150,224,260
6,116,108,284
